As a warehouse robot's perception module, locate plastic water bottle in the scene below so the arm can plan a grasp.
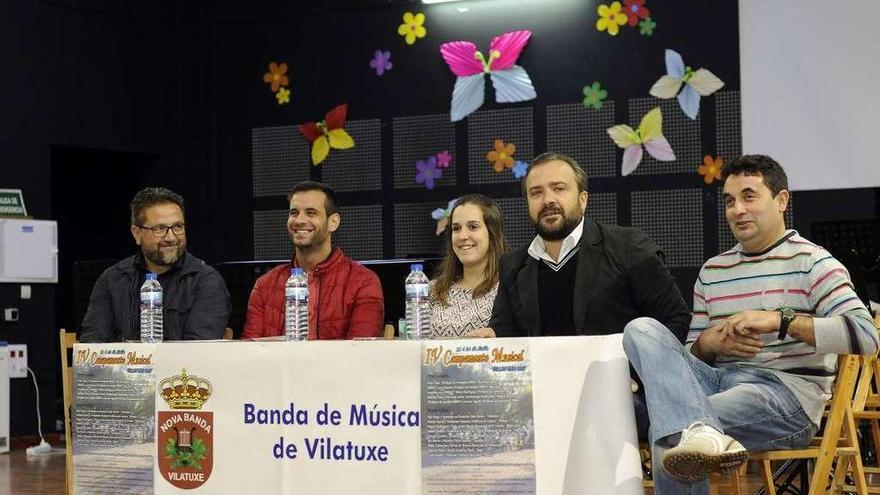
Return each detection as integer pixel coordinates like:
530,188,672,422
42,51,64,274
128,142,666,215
140,273,163,343
405,264,431,340
285,268,309,341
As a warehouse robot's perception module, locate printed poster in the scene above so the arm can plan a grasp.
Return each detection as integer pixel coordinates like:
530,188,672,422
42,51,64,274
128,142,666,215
72,344,156,494
421,340,535,494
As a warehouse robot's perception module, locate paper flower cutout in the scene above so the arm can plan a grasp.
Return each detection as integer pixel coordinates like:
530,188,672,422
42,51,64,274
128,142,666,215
439,30,537,122
298,104,355,166
431,198,460,235
436,150,452,168
262,62,289,93
487,139,516,172
607,107,676,176
369,50,393,76
650,49,725,120
582,82,608,110
512,160,529,179
623,0,650,27
398,12,427,46
698,155,723,185
416,156,442,190
639,17,657,36
276,87,290,105
596,2,628,36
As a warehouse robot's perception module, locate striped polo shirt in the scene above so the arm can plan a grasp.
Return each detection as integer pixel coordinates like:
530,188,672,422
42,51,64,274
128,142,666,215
687,230,878,425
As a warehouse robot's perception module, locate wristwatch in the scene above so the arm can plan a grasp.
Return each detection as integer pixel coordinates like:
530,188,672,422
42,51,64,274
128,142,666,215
778,308,796,340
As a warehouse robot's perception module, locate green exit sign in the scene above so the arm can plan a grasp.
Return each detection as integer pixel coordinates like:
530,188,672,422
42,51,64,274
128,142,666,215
0,189,27,217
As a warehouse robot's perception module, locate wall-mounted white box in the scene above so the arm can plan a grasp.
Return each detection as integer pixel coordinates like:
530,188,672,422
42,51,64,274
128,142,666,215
0,219,58,283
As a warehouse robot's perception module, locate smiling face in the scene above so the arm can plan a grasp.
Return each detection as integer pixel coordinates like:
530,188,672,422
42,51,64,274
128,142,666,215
450,202,491,271
722,172,789,252
131,203,187,269
525,160,588,241
287,190,339,250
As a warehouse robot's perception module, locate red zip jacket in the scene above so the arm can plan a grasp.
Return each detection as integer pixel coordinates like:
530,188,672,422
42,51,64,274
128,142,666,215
242,248,384,339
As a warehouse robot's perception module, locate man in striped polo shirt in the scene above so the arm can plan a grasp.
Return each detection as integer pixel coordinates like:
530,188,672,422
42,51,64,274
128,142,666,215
623,155,878,493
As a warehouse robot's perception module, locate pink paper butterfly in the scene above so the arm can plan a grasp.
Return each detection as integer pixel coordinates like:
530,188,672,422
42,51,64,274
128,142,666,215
439,30,537,122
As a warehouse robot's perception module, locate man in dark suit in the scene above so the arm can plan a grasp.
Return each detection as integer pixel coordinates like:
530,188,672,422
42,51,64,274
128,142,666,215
485,152,690,439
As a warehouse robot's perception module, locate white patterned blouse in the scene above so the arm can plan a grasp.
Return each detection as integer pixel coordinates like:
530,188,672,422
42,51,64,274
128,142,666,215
428,280,499,339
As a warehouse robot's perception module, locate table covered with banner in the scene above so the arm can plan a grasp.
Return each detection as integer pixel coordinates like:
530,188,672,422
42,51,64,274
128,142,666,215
70,335,642,494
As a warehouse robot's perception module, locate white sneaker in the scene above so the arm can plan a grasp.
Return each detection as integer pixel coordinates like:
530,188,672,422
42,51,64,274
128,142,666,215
661,422,748,482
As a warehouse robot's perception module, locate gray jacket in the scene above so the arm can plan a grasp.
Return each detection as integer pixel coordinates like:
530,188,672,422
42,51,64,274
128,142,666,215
80,251,230,342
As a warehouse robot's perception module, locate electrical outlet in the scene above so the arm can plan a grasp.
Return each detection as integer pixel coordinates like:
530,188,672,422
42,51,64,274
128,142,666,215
8,344,26,378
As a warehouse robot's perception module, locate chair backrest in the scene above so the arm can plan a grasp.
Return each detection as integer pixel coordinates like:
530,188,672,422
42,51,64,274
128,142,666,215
59,328,77,495
809,353,862,495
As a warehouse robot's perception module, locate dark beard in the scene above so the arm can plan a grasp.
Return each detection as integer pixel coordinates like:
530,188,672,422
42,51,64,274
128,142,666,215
533,211,582,241
143,243,184,266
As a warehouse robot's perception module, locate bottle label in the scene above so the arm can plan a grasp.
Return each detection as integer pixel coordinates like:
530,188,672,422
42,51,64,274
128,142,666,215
405,284,429,298
285,287,308,302
141,292,162,304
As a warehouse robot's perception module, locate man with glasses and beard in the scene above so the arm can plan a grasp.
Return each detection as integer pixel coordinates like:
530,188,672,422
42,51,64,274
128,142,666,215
483,153,690,441
80,187,230,342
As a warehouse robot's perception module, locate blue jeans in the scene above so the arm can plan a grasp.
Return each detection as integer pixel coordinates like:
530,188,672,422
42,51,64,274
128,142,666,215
623,317,818,495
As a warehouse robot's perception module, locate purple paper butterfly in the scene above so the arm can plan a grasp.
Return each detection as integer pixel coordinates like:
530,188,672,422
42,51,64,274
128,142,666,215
369,50,393,76
415,156,442,190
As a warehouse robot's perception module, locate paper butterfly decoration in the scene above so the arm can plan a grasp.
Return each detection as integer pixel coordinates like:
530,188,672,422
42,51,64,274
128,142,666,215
439,30,537,122
431,198,460,236
607,107,676,176
649,49,725,120
297,104,355,165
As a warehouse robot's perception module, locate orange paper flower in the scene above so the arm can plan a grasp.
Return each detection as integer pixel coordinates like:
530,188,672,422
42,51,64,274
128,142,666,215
698,155,723,185
263,62,289,93
486,139,516,172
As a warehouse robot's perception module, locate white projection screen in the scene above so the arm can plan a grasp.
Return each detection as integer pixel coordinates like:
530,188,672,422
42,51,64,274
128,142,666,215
739,0,880,191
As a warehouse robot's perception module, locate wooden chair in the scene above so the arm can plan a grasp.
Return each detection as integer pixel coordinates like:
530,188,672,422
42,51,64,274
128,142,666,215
841,314,880,492
59,328,77,495
750,354,868,495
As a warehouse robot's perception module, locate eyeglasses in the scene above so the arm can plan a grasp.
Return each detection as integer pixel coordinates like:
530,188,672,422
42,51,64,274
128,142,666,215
137,224,186,237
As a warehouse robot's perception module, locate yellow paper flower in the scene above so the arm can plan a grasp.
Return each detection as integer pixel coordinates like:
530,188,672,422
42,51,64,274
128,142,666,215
486,139,516,172
276,87,290,105
397,12,427,45
698,155,723,185
596,2,628,36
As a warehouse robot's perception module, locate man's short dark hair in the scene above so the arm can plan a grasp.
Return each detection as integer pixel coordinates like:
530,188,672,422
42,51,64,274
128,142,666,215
130,187,185,225
523,153,589,197
288,181,339,216
721,154,789,197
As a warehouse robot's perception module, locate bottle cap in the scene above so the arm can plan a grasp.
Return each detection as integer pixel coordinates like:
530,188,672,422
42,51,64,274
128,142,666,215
146,273,157,280
411,264,423,272
292,267,304,276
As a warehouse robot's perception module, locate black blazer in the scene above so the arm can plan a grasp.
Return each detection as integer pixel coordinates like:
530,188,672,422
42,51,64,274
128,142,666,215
489,218,690,342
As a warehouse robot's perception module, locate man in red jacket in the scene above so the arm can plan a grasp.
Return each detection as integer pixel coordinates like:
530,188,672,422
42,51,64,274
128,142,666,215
242,181,384,339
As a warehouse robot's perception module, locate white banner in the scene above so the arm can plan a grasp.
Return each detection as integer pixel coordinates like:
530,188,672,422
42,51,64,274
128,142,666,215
74,335,641,494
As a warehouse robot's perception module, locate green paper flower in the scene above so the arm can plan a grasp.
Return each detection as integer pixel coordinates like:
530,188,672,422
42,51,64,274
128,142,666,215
582,82,608,110
639,17,657,36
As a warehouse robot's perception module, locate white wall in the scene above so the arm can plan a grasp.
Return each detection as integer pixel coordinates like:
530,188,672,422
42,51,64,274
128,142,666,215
740,0,880,191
